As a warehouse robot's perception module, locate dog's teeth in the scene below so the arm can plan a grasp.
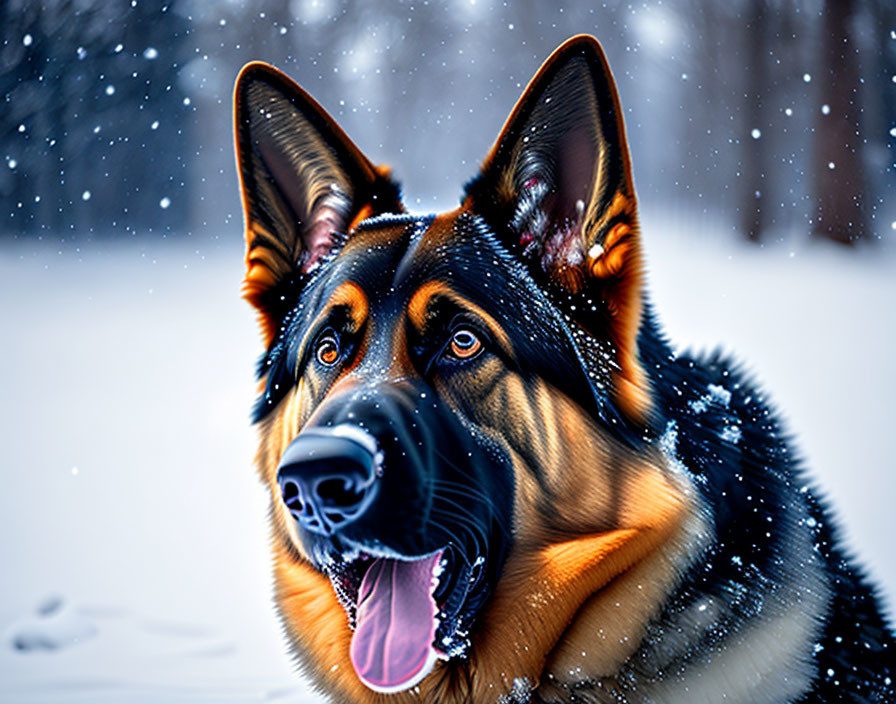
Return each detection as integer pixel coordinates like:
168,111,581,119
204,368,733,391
327,568,359,628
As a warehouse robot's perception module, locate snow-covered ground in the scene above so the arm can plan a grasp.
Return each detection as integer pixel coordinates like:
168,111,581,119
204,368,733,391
1,215,893,702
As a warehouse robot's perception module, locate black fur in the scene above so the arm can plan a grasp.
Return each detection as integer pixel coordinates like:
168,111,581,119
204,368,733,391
639,312,896,702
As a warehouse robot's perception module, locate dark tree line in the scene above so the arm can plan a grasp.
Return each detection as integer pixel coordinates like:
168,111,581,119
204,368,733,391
812,0,867,244
0,0,192,236
707,0,890,245
1,0,893,245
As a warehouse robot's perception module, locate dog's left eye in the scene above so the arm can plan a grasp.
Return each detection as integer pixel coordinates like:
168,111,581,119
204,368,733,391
447,328,483,361
316,333,341,367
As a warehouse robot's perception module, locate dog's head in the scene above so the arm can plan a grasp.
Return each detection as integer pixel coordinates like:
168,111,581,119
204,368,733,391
235,36,694,702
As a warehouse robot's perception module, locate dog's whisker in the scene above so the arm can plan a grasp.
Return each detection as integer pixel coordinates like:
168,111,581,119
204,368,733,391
430,508,490,558
430,474,506,517
424,515,471,555
430,487,512,538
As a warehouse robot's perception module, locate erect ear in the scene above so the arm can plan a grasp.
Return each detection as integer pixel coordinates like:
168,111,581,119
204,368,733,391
463,35,649,423
234,62,403,346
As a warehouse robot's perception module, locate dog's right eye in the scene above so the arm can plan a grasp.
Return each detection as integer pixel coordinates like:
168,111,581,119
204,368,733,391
316,333,341,367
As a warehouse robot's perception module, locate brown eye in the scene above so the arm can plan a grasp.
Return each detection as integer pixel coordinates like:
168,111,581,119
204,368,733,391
316,334,340,366
449,329,482,360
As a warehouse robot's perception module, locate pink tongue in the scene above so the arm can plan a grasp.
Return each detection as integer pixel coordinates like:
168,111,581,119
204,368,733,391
349,553,442,693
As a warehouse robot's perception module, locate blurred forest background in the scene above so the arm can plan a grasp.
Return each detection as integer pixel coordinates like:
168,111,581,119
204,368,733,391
2,0,895,246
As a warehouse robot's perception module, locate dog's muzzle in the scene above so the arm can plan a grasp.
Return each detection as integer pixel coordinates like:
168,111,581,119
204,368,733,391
277,425,380,535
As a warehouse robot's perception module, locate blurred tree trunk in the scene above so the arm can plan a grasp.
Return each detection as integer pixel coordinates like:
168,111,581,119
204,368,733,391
869,0,896,235
812,0,868,244
683,1,739,216
740,0,769,243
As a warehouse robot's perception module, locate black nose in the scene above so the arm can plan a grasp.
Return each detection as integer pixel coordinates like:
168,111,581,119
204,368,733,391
277,426,379,535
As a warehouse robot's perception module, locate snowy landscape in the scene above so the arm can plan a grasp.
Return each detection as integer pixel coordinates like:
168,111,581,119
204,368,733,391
2,0,895,701
1,214,894,702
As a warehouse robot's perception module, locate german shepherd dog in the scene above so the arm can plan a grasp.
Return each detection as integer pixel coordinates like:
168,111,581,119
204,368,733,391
234,36,895,703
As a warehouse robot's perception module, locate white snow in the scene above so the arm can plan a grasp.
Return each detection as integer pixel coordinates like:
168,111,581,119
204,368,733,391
0,214,894,702
706,384,732,408
0,238,317,703
720,425,742,445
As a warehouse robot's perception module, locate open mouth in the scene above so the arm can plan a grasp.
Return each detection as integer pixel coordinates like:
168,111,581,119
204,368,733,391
323,545,481,693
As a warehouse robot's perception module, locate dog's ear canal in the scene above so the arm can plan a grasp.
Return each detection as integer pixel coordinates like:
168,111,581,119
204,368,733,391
234,62,402,345
465,35,650,423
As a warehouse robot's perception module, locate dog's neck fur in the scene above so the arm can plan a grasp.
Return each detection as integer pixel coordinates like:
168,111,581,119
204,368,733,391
453,315,831,703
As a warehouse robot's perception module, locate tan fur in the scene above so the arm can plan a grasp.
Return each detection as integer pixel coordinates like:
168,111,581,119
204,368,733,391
242,220,291,346
407,278,515,359
540,486,707,697
329,281,370,329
